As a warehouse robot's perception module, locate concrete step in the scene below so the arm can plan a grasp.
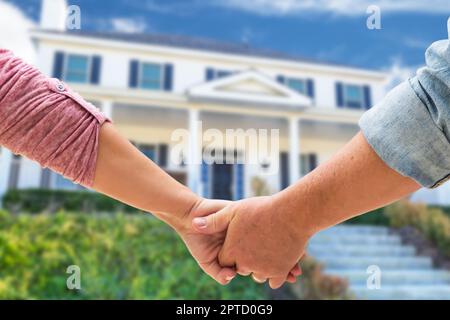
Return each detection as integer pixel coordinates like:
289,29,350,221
350,285,450,300
310,225,450,299
310,234,401,245
325,270,450,285
321,256,432,270
308,244,416,257
319,225,389,236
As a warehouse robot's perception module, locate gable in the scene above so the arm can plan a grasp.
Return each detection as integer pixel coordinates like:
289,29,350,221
187,70,312,109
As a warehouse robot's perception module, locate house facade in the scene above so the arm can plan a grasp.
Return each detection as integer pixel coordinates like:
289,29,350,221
0,0,447,205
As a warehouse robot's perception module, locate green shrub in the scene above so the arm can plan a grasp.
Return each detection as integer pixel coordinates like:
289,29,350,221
384,201,428,228
0,211,266,299
2,189,138,214
385,201,450,258
345,207,389,226
290,257,352,300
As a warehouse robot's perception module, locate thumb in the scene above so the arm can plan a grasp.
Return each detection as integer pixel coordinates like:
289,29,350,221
192,206,235,234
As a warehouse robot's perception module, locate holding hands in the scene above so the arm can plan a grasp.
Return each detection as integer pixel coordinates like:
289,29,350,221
184,196,311,288
179,132,421,288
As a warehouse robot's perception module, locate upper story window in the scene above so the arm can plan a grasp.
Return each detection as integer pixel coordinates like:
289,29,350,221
141,63,162,90
205,68,233,81
65,54,89,83
52,51,102,85
129,60,173,91
286,78,307,95
336,82,372,109
277,75,315,100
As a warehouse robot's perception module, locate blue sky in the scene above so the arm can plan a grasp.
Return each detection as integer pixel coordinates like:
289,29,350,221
8,0,450,71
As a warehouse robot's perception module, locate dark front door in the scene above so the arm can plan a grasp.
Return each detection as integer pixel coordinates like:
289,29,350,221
280,152,289,190
212,163,233,200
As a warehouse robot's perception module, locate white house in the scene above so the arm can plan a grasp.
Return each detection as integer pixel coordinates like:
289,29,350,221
0,0,447,205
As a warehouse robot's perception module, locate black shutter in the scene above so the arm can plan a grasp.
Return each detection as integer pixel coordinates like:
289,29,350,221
206,68,215,81
336,82,344,108
164,64,173,91
276,75,285,84
306,78,315,99
90,55,102,84
309,154,317,171
158,144,168,167
363,85,372,109
129,60,139,88
52,51,65,79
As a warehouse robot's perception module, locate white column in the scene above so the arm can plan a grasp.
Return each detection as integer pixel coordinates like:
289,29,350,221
101,100,113,120
289,116,301,185
0,148,13,206
188,109,201,194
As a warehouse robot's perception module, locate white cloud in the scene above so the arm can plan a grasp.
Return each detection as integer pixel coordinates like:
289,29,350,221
383,57,418,89
403,37,431,49
213,0,450,16
0,1,36,64
111,18,147,33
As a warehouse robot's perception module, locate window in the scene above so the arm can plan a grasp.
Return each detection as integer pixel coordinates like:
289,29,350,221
336,82,371,109
40,168,52,189
8,154,21,189
205,68,233,81
55,174,80,190
65,54,89,83
140,63,162,90
129,60,173,91
133,143,169,167
277,75,315,100
300,153,317,176
139,144,157,162
286,78,307,94
344,84,364,109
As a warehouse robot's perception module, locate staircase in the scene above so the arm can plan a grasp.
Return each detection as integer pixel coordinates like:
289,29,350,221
308,225,450,299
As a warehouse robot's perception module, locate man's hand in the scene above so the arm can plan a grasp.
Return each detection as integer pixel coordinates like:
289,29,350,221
191,196,309,289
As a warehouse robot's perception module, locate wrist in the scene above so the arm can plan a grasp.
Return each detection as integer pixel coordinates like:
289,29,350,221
271,186,320,240
153,187,202,234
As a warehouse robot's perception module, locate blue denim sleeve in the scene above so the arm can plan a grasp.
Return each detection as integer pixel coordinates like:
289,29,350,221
359,38,450,188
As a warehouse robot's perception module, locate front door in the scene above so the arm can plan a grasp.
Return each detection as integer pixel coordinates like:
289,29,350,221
212,163,233,200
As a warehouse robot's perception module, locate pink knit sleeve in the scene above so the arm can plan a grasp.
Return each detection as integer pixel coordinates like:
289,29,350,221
0,49,110,188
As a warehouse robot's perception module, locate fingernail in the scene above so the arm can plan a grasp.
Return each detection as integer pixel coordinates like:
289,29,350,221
225,275,235,281
193,217,207,228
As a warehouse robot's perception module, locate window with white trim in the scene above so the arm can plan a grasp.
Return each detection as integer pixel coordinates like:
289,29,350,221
140,63,163,90
343,84,365,109
65,54,90,83
285,78,307,94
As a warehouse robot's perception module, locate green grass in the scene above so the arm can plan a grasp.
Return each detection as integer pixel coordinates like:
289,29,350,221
0,210,266,299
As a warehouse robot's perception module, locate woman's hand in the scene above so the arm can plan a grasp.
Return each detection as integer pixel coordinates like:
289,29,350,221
174,198,238,285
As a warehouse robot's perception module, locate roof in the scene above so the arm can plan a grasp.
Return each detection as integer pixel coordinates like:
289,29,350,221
36,29,373,71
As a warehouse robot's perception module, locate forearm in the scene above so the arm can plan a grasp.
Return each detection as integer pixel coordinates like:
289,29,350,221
92,123,199,231
273,132,420,235
0,50,197,231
